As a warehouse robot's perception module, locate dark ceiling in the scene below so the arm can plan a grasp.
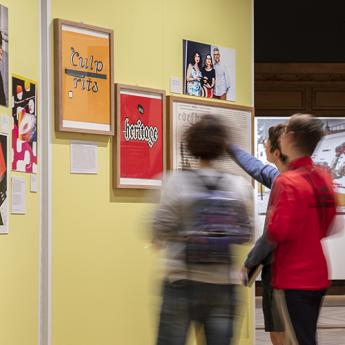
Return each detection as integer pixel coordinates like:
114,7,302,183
255,0,345,62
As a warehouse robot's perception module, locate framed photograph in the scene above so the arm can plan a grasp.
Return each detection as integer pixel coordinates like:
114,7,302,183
12,75,37,173
114,84,166,189
255,117,345,214
54,18,114,135
0,4,8,107
183,39,236,101
168,96,253,180
0,133,8,233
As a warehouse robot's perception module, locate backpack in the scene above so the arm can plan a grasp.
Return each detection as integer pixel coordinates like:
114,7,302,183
185,172,252,264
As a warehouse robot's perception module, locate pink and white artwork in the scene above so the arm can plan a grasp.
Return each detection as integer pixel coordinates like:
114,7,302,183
11,75,37,173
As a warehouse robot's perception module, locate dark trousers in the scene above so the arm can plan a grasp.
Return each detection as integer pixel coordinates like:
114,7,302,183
156,280,239,345
283,289,326,345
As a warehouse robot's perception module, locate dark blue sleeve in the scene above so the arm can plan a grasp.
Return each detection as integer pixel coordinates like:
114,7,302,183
244,232,276,269
228,144,279,189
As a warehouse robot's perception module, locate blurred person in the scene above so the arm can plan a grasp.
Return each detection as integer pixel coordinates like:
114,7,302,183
186,52,202,97
152,115,253,345
267,114,337,345
229,124,288,345
201,54,215,98
212,47,230,100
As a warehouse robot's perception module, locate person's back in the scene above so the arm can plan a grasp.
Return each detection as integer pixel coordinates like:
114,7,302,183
269,161,335,290
155,168,252,284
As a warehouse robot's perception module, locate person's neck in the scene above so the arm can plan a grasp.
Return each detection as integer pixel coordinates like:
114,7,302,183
275,160,287,173
199,160,213,169
287,151,307,163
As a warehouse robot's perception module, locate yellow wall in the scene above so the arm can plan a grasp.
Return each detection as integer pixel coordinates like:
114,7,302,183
0,1,40,345
51,1,253,345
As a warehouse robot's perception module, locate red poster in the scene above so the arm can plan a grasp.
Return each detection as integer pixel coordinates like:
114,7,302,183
118,89,164,187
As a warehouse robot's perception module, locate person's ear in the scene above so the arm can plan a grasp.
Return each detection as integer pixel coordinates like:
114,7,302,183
273,149,280,160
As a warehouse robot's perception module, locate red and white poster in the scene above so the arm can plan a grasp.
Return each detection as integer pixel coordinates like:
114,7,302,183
117,87,165,188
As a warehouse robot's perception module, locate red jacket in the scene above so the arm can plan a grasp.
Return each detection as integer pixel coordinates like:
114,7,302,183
267,157,336,290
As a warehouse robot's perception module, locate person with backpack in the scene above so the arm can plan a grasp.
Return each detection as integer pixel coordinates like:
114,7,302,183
152,115,253,345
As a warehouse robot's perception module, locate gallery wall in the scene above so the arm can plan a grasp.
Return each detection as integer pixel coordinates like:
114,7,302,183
51,1,253,345
0,1,40,345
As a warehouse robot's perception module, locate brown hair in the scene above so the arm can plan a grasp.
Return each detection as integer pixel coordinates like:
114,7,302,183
186,115,228,161
268,124,288,163
203,54,213,69
286,113,324,155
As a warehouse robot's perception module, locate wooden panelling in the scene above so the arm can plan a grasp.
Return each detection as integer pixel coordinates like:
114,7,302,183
313,89,345,109
255,89,306,110
255,63,345,116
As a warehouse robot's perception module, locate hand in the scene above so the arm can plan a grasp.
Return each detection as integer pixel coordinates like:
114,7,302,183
241,266,249,286
152,239,165,250
195,77,201,81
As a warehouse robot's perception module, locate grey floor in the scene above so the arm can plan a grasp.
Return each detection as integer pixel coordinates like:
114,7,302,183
255,298,345,345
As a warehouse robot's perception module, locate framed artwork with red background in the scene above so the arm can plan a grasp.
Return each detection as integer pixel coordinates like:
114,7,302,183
114,84,166,189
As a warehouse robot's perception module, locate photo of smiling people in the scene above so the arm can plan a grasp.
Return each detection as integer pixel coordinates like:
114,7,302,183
183,39,236,101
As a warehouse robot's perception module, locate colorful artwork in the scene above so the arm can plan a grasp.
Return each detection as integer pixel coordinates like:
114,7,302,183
255,117,345,214
54,19,114,135
183,39,236,101
115,85,165,189
0,5,8,107
0,134,8,233
312,119,345,213
12,75,37,173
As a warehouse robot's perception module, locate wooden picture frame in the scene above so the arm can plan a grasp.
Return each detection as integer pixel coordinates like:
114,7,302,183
114,84,166,189
167,96,254,173
54,18,114,135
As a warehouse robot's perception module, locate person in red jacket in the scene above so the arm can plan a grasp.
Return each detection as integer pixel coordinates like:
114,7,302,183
267,114,337,345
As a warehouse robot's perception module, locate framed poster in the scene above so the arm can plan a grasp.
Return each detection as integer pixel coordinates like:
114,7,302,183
255,117,345,214
0,133,8,233
168,96,253,180
114,84,166,189
183,39,236,101
54,19,114,135
0,4,8,107
12,75,37,173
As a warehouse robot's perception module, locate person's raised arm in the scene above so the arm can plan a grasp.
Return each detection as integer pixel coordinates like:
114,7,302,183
229,144,279,189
